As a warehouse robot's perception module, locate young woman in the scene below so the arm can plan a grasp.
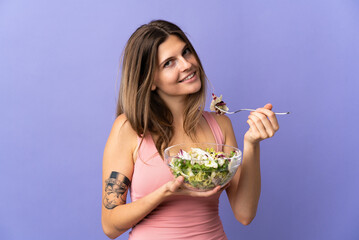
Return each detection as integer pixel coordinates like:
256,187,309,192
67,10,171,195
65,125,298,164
102,20,279,240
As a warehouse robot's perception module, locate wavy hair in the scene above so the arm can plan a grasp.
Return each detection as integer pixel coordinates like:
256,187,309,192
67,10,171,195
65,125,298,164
117,20,207,158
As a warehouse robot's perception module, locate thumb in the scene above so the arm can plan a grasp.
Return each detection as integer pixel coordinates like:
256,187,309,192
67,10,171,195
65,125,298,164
264,103,273,110
169,176,184,192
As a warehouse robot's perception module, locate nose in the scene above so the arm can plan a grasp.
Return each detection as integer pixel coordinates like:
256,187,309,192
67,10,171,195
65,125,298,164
178,56,191,72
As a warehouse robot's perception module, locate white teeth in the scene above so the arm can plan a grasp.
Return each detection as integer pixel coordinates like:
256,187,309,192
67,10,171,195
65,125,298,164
184,72,195,81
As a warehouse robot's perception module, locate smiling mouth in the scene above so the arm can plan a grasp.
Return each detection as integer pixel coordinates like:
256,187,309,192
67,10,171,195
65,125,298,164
179,72,196,83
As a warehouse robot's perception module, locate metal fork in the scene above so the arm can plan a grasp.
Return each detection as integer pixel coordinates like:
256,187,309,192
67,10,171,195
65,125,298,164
215,106,290,115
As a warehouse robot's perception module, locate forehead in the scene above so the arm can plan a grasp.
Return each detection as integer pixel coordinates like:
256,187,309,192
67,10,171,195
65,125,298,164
157,35,186,63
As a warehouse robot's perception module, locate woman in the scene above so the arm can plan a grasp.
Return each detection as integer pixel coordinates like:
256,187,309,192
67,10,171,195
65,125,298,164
102,20,279,240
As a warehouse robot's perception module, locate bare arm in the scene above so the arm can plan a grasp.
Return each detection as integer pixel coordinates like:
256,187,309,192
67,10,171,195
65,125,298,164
102,115,173,238
214,103,279,225
102,115,222,239
226,138,261,225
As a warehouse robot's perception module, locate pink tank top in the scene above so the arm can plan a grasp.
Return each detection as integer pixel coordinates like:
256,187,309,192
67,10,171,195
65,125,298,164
129,112,227,240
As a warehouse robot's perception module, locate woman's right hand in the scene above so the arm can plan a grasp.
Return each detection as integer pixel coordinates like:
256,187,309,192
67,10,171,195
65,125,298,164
163,176,226,198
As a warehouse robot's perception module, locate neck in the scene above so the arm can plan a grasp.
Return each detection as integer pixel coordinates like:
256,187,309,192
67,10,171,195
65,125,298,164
161,95,187,128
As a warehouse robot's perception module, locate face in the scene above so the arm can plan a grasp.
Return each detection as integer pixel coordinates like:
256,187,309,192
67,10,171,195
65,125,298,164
152,35,201,101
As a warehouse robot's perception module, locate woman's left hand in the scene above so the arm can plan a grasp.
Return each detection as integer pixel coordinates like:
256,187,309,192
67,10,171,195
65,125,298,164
244,103,280,145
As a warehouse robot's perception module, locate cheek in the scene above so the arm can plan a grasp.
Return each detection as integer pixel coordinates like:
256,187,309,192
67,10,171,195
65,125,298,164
188,55,199,67
157,72,178,86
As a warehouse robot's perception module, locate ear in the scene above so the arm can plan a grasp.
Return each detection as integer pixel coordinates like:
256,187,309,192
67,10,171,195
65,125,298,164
151,84,156,91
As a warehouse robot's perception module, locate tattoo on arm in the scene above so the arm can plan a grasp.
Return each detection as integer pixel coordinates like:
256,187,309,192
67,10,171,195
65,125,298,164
103,171,131,210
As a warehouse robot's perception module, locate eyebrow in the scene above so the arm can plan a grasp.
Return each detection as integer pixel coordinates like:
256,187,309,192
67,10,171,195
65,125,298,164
159,44,189,67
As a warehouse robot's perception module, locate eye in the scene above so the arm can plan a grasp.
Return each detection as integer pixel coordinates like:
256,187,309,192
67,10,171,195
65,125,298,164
183,47,191,56
164,60,173,68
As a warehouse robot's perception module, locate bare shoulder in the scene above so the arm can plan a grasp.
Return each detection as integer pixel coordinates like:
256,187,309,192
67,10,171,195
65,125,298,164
111,114,138,138
103,114,138,167
209,112,233,131
208,112,237,147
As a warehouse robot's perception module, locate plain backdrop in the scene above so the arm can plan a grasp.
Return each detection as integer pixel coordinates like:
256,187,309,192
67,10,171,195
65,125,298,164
1,0,358,239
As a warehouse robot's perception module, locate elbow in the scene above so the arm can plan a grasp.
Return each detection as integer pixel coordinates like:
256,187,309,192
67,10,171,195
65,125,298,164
102,220,126,239
238,217,254,226
234,212,256,226
102,225,118,239
105,234,117,240
103,226,126,239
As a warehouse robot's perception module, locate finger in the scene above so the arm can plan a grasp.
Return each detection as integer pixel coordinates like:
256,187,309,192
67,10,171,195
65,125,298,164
247,118,259,134
219,182,231,192
247,119,261,139
255,107,279,132
184,185,220,197
263,103,273,110
248,114,269,139
169,176,184,192
222,182,231,189
196,186,221,197
250,111,276,137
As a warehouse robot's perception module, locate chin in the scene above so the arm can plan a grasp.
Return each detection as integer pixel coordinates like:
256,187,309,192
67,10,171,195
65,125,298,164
187,83,202,95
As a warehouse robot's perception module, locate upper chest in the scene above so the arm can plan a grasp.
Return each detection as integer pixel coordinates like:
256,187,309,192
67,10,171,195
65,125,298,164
169,117,218,146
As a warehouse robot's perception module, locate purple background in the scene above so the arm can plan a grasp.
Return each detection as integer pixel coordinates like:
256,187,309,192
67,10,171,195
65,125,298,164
1,0,358,239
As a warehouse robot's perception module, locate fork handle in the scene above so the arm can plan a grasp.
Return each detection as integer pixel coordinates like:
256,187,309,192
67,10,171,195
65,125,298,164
234,109,256,113
235,109,290,115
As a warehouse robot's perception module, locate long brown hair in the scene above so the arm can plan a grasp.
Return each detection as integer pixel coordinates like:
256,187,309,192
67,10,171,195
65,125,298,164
117,20,207,157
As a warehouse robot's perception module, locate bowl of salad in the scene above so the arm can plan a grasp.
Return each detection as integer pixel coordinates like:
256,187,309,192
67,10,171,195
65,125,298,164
164,143,242,191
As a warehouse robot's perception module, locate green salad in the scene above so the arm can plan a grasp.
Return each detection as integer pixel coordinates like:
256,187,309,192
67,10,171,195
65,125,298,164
169,147,239,190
